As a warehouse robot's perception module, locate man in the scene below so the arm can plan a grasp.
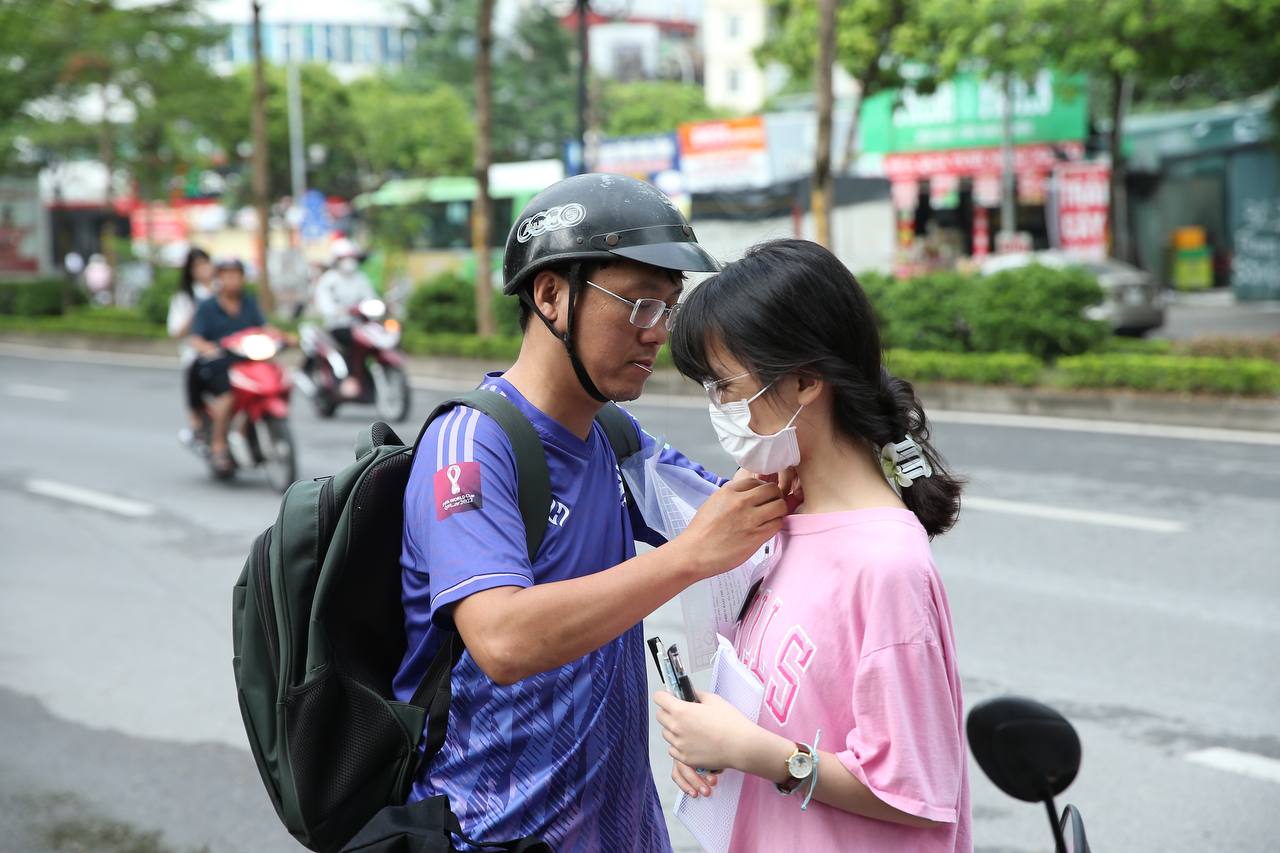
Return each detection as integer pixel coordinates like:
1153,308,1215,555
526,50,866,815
189,259,268,475
393,175,790,851
312,237,378,398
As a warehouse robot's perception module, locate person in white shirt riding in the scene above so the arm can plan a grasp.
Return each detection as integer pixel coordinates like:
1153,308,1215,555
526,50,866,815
312,238,378,398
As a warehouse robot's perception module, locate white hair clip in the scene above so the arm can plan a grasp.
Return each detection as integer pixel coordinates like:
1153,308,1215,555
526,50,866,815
880,436,933,489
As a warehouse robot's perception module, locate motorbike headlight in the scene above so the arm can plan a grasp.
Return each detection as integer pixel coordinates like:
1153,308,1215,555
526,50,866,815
240,334,278,361
359,299,387,320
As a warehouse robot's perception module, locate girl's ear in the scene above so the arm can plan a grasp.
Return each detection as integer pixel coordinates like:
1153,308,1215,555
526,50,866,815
796,371,825,407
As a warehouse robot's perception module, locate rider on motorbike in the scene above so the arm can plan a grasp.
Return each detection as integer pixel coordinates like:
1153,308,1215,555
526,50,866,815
312,238,377,399
190,259,288,475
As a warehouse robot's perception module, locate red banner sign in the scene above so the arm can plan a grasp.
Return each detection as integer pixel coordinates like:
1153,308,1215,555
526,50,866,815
883,142,1084,181
1053,161,1110,260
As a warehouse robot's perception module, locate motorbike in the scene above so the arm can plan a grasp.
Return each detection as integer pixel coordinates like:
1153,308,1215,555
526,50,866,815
182,327,298,493
968,696,1092,853
294,298,411,423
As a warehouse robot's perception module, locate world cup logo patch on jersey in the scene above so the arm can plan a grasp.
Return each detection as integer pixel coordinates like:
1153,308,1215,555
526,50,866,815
435,461,483,519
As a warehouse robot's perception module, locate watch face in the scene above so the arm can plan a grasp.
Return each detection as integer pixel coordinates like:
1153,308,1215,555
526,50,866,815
787,751,814,779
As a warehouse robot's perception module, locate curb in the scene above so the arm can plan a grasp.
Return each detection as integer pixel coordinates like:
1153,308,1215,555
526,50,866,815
1,331,1277,433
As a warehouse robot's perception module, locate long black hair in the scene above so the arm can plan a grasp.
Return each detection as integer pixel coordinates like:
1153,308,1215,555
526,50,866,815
671,239,962,537
179,247,211,298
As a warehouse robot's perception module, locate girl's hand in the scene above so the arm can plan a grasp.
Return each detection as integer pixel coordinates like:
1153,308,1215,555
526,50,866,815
672,760,719,798
654,690,760,772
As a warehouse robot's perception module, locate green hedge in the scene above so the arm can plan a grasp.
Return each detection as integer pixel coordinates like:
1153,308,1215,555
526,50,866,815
0,307,169,339
136,266,183,326
1173,335,1280,363
0,278,83,316
858,265,1109,361
1055,354,1280,396
885,350,1043,387
401,329,522,361
405,271,522,337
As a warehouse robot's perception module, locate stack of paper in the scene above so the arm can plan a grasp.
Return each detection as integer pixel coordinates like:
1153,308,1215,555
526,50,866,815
621,442,775,671
674,634,765,853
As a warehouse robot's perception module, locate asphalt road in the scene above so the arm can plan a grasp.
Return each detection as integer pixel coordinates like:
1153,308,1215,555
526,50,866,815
1,344,1277,853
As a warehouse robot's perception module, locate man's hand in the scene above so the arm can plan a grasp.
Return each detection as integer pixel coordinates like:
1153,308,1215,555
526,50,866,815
674,477,787,579
735,466,804,514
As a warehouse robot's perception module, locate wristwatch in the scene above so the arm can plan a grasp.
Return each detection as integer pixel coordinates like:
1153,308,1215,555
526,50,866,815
775,742,815,795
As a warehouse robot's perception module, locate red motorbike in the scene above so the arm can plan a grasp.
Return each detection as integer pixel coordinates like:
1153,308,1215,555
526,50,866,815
184,327,298,492
295,298,412,423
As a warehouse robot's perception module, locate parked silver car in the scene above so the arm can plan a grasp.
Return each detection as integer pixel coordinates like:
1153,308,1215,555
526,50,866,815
979,251,1166,335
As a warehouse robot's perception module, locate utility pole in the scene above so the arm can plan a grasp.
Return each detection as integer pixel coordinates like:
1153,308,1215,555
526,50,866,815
1000,74,1017,240
812,0,836,248
286,62,307,210
576,0,589,174
250,0,275,314
472,0,496,337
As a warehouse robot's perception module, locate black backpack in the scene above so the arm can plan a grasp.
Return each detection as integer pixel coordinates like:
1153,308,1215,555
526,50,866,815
232,390,641,852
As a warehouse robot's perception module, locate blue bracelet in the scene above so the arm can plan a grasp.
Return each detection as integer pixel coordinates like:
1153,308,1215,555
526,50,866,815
800,729,821,811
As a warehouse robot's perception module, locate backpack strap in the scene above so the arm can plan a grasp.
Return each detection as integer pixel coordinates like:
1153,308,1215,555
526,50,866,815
594,401,642,464
414,389,552,564
354,421,405,460
405,390,552,735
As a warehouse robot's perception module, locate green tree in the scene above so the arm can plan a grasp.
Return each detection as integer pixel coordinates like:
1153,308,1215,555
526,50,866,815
598,81,728,137
408,0,577,162
1033,0,1224,261
348,78,474,178
758,0,933,172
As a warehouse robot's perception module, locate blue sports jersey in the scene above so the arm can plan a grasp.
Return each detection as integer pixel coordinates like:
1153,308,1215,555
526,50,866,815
393,373,723,852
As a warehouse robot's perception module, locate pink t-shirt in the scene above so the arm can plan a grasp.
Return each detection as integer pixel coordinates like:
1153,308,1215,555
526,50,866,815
727,508,972,853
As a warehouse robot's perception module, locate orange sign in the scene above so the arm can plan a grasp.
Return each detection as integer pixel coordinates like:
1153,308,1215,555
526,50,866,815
678,116,770,193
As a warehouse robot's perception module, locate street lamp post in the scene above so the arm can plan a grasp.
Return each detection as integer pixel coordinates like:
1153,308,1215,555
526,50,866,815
576,0,589,174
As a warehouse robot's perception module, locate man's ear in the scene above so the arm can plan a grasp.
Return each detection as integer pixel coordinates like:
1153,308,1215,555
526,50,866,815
530,270,566,328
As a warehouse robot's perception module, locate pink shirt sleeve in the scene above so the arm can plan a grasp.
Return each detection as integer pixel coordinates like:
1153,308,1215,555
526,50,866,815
835,640,964,823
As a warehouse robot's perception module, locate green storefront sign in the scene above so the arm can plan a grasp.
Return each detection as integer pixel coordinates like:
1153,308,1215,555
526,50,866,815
859,70,1088,154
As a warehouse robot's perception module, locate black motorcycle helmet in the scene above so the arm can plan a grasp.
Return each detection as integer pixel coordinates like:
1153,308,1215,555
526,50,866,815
503,173,720,402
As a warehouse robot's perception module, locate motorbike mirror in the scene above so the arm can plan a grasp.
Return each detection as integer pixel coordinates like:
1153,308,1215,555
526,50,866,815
967,696,1081,804
1060,804,1091,853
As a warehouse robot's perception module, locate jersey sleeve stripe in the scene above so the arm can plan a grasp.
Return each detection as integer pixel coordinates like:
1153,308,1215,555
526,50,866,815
430,572,531,607
436,407,461,470
448,406,467,466
462,407,482,462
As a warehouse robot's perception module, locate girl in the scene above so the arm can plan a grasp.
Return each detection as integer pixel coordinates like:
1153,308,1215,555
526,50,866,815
655,239,971,851
169,247,214,442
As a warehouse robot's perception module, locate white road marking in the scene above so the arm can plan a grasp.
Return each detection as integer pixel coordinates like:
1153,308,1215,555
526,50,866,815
25,479,156,518
965,496,1185,533
6,383,69,402
0,341,176,369
928,409,1280,447
1187,748,1280,784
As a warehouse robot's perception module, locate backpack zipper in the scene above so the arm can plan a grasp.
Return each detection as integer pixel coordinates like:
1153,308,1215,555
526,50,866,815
252,529,280,676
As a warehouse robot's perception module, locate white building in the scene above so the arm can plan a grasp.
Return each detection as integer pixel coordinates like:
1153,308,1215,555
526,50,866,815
702,0,772,112
201,0,419,80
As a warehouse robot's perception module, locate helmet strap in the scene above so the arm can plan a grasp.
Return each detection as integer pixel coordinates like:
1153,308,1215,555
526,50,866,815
520,263,609,403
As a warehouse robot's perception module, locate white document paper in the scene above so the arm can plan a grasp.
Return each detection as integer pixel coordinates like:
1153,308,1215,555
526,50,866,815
621,441,774,671
674,634,765,853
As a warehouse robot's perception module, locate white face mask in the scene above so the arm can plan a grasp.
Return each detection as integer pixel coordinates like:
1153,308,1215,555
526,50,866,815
338,257,358,273
708,381,804,475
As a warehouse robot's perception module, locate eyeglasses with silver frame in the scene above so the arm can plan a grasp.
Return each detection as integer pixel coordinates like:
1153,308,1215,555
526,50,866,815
585,279,682,331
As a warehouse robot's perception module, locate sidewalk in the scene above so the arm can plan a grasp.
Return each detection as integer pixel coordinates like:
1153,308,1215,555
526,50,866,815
3,331,1278,433
1156,290,1280,341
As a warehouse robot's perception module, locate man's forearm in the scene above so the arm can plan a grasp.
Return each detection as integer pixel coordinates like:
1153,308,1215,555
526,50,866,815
457,539,708,684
